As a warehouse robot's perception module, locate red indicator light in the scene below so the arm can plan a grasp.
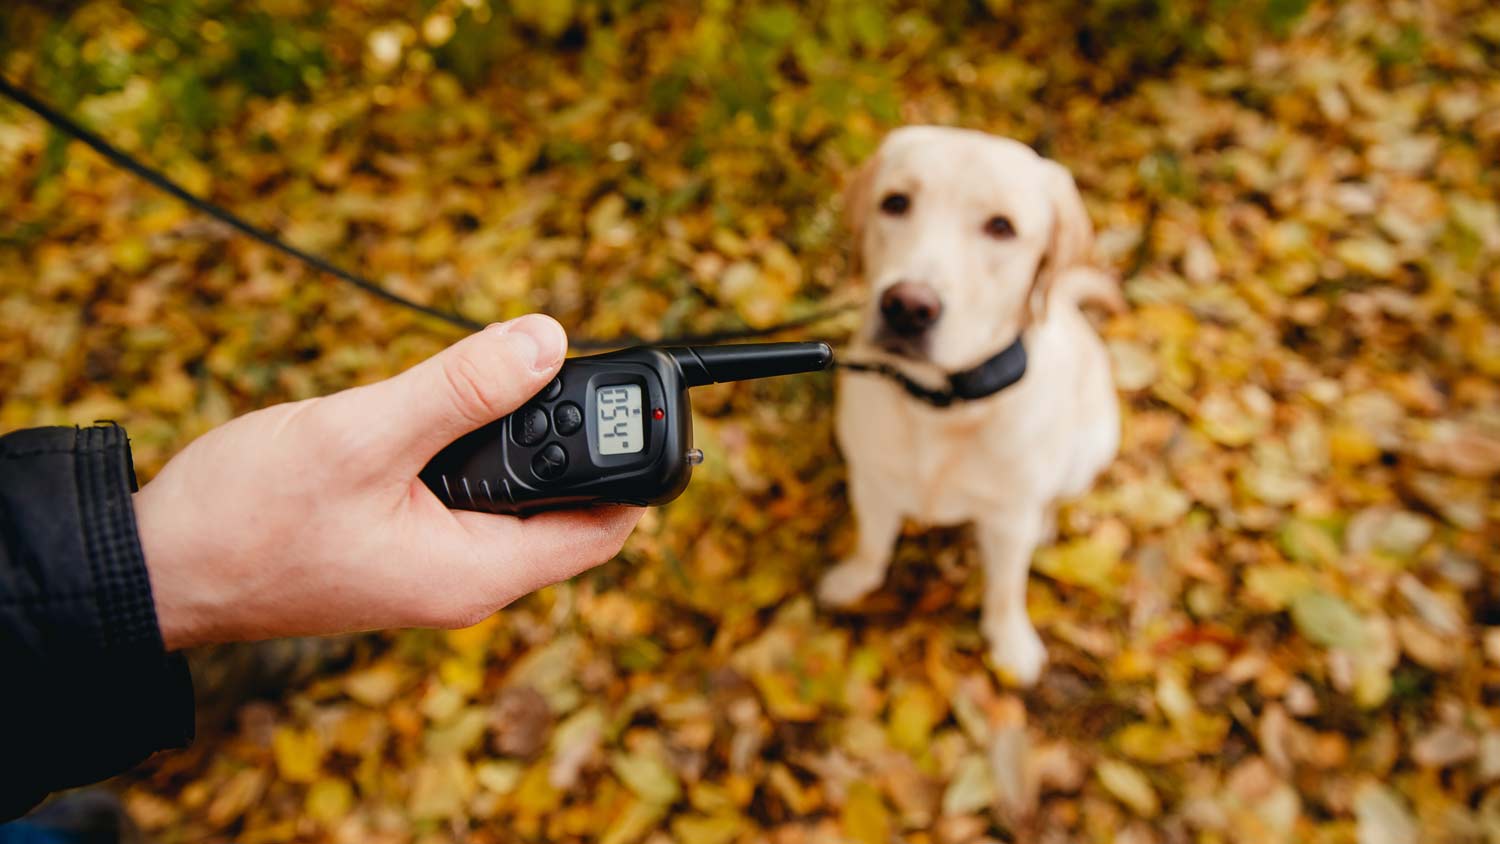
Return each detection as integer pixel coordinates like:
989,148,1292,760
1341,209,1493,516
652,408,665,420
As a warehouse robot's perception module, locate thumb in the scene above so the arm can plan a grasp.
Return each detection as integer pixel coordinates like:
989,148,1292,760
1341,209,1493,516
334,315,567,469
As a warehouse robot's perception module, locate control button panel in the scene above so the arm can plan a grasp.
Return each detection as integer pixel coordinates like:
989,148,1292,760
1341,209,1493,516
509,376,586,485
532,443,567,480
554,401,583,436
512,406,550,447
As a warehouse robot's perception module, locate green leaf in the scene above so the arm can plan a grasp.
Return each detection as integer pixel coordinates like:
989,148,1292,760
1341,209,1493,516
1034,536,1123,595
611,749,682,806
1291,591,1367,650
512,0,575,38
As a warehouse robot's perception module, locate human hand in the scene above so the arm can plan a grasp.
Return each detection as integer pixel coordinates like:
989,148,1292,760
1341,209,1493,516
133,315,642,650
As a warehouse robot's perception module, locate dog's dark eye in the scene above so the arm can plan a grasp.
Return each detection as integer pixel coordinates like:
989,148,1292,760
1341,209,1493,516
983,215,1016,239
879,192,911,216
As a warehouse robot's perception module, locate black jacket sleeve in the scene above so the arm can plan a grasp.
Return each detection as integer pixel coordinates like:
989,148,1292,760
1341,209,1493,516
0,423,193,819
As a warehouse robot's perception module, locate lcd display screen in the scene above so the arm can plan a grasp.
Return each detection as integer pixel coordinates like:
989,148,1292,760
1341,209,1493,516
596,384,644,455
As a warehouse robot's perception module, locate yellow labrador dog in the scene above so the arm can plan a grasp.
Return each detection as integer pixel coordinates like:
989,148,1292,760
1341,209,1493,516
820,126,1122,685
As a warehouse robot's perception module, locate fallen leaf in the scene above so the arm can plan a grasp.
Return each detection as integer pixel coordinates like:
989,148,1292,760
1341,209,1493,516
304,778,354,824
611,748,683,805
408,754,475,820
1354,781,1418,844
941,754,994,817
271,727,324,784
1291,591,1366,650
205,769,268,829
600,798,669,844
1096,759,1160,819
888,683,945,756
841,781,892,844
489,685,553,758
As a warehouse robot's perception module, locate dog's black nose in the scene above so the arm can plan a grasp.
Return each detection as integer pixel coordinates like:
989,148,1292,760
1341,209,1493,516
879,282,943,337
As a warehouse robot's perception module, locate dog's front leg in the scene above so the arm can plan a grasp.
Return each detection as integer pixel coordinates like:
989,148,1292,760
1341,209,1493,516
977,513,1047,686
818,470,902,607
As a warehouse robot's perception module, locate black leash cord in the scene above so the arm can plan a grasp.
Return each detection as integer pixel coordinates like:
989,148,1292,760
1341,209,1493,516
0,79,1034,407
0,76,485,332
0,77,852,350
836,360,957,407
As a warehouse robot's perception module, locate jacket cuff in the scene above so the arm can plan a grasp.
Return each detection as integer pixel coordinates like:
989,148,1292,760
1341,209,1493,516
76,423,195,745
76,423,195,747
76,423,170,652
0,423,194,818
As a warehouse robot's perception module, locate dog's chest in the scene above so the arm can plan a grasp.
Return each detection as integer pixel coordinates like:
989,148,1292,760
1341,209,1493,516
839,376,1030,523
904,410,1017,522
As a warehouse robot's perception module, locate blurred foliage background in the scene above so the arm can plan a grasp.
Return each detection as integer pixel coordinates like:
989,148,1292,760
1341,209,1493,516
3,1,1500,842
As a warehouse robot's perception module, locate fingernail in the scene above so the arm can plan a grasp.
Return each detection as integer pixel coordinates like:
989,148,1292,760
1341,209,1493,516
505,314,566,373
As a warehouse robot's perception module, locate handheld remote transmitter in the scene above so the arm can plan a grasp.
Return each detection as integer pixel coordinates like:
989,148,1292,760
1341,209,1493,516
420,341,833,514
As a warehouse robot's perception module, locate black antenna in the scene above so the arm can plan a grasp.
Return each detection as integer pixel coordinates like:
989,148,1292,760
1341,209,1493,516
668,342,834,388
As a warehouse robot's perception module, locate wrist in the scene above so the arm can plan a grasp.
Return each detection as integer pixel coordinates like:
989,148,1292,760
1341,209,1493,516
133,483,208,651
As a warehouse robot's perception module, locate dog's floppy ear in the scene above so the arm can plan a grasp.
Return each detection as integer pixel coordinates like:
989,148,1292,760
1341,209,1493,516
842,152,879,247
1027,160,1096,324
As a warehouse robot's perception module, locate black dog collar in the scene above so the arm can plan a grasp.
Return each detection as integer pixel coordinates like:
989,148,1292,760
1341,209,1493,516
839,335,1028,408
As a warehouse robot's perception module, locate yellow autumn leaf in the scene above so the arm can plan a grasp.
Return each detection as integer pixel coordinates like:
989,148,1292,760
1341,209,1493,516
671,813,747,844
600,798,669,844
1033,535,1122,595
1095,759,1160,818
888,683,945,756
271,727,324,784
841,781,892,844
304,778,354,824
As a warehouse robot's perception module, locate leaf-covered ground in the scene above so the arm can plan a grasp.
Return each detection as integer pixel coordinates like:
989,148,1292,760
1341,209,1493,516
3,1,1500,842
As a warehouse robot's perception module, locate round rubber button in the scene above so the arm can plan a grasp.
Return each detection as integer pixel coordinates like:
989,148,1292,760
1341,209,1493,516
554,401,583,436
540,376,563,401
512,406,549,447
531,443,568,481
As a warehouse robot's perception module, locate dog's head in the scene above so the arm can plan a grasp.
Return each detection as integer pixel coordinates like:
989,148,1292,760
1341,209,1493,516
845,126,1095,371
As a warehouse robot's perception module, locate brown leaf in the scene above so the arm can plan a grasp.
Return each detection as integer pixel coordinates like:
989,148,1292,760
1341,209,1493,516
489,685,553,758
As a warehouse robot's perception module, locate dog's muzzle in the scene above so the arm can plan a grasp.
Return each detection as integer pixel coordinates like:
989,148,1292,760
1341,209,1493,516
878,281,942,337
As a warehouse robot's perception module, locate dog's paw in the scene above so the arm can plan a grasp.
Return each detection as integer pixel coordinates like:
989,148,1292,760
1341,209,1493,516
985,617,1047,687
817,560,885,607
